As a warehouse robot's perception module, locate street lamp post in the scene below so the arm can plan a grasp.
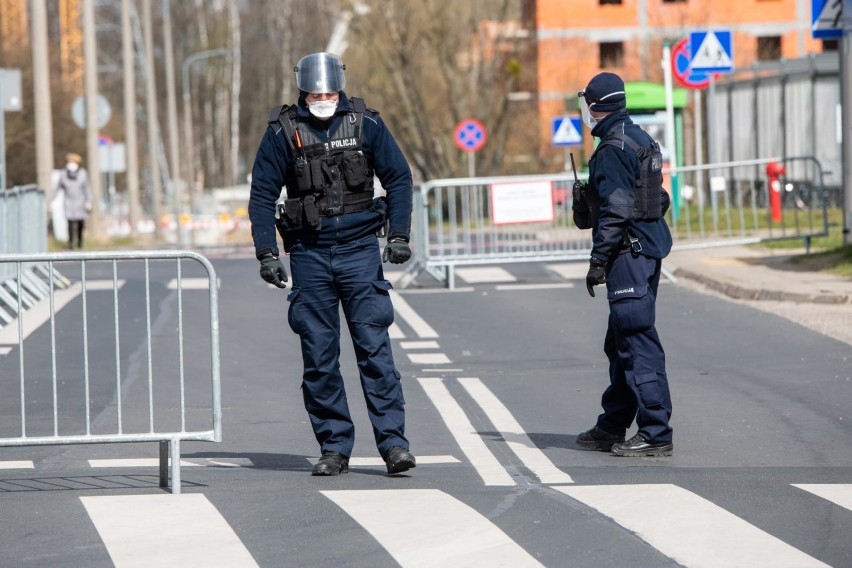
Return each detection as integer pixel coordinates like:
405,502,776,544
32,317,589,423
181,48,231,236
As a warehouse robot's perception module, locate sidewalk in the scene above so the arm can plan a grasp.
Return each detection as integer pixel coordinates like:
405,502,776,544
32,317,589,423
667,244,852,346
667,245,852,305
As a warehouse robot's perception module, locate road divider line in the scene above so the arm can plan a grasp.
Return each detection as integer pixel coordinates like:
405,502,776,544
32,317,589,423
417,378,515,486
458,377,573,484
322,489,544,568
556,484,829,568
793,484,852,511
0,460,34,469
88,457,252,468
390,291,439,338
81,493,259,567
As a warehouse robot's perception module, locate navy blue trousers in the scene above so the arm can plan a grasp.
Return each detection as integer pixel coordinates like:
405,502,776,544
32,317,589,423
286,234,408,458
596,252,673,443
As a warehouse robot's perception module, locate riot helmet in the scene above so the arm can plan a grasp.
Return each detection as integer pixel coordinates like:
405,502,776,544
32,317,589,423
295,52,346,94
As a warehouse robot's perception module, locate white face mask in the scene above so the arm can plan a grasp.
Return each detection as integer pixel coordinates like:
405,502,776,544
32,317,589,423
66,162,79,173
579,97,597,130
307,100,337,119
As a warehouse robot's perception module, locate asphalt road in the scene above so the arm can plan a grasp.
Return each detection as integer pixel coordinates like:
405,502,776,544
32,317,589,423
0,256,850,567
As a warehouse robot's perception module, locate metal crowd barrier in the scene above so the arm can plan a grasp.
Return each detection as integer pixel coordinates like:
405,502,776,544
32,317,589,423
1,185,47,281
399,157,828,289
0,250,221,494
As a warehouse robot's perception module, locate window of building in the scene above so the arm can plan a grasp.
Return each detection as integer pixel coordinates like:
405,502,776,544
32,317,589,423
822,39,839,52
599,42,624,67
662,0,687,3
599,0,622,5
757,36,782,61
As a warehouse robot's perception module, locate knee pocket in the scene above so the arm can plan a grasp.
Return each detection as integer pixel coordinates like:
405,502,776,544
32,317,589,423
608,284,654,333
351,280,395,328
287,287,338,335
634,372,664,408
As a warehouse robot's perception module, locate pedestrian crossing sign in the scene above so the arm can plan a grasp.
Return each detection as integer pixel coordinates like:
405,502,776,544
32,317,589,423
811,0,844,39
551,115,582,147
688,31,733,73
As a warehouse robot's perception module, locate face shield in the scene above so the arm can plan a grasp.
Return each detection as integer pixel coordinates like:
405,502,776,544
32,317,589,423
578,91,596,130
295,52,346,94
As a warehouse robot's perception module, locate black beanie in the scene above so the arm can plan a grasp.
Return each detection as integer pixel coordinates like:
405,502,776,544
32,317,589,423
583,72,626,112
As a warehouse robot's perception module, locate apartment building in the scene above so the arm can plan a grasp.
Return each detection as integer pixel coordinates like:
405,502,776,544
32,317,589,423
533,0,834,168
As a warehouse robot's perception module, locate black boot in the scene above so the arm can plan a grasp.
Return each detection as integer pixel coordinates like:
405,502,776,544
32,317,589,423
384,446,416,474
611,434,673,457
576,426,624,452
312,451,349,476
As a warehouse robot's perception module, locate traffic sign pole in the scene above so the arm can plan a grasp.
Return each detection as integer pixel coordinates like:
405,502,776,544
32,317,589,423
843,0,852,244
663,42,680,221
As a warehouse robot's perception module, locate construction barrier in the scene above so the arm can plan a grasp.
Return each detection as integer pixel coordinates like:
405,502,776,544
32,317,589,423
0,250,222,493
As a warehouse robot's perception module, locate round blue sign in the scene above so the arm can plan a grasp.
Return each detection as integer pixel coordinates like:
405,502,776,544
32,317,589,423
672,38,718,90
454,119,487,152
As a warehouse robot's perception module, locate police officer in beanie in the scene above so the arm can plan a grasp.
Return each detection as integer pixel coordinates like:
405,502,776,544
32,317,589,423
248,52,416,476
572,72,674,457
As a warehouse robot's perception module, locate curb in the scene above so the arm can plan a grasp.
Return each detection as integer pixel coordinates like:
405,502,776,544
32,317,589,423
673,267,852,305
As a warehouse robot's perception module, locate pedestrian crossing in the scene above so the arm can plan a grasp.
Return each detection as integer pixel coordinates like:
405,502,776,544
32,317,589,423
4,471,849,567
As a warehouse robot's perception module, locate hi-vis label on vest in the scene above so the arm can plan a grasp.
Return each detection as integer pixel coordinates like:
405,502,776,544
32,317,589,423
331,138,358,149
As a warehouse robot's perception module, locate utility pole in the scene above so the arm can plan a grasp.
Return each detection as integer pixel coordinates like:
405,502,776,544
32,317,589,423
83,0,103,238
143,0,162,238
31,0,54,199
162,0,181,231
121,0,141,233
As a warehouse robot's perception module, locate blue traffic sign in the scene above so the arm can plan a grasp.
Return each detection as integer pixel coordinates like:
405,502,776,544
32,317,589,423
688,30,733,73
454,119,487,152
811,0,844,39
551,116,582,147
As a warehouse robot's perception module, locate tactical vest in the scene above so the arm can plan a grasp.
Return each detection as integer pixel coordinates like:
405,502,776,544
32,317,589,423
269,98,374,229
598,130,665,220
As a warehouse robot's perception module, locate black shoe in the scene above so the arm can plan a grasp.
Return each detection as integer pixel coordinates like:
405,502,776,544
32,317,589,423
611,434,673,457
576,426,624,452
384,446,416,474
312,451,349,476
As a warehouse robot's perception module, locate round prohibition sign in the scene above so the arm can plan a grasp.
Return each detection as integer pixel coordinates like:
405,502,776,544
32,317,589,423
454,119,487,152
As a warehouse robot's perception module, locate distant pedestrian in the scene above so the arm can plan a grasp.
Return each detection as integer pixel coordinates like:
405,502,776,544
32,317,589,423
53,152,93,250
248,52,416,476
572,72,674,457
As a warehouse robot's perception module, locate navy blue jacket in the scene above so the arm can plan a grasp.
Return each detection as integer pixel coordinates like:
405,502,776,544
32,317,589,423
248,92,412,259
587,110,672,262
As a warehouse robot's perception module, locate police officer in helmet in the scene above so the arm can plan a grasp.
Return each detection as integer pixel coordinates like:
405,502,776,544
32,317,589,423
248,52,416,476
572,72,674,457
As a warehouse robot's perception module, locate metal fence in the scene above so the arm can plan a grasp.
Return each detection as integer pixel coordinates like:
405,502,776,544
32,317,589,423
0,250,222,494
1,186,47,280
399,156,829,288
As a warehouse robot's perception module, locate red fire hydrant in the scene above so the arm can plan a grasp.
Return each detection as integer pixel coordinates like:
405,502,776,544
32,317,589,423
765,161,785,222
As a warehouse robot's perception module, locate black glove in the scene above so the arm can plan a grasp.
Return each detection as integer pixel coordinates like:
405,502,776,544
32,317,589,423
383,237,411,264
259,253,288,289
585,257,607,297
660,189,671,216
572,180,589,213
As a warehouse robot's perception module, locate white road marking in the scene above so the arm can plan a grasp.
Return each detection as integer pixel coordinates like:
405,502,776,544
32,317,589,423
390,290,439,338
418,368,465,372
307,455,460,467
407,352,452,365
88,457,252,468
389,322,405,338
0,346,12,355
546,263,587,280
556,484,830,568
397,287,475,294
81,494,259,567
400,340,440,349
0,461,34,469
793,484,852,511
495,283,574,291
458,378,573,484
455,266,516,283
417,378,514,486
167,277,220,290
322,489,544,568
0,280,124,344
